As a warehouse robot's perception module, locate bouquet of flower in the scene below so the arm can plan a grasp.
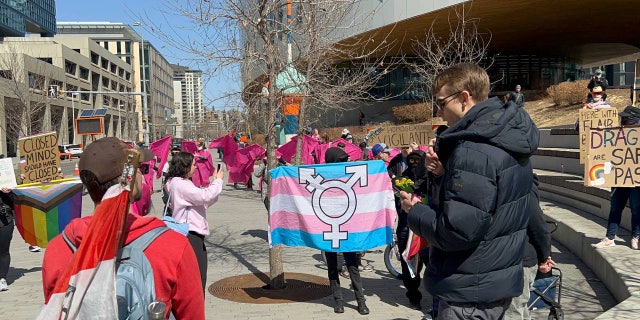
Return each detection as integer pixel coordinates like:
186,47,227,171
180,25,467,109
394,177,414,194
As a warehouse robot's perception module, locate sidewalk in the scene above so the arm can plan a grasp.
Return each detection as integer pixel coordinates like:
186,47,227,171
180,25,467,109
0,154,615,319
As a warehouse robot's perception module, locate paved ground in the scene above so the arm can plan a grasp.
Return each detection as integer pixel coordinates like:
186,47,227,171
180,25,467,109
0,155,617,319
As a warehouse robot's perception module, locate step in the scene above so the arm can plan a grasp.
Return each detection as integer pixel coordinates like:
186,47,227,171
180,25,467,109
532,148,583,176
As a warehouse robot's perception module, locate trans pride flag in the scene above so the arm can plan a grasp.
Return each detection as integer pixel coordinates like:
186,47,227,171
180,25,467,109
269,160,396,252
12,179,83,248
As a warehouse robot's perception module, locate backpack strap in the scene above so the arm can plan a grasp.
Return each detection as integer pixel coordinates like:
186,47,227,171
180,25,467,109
62,230,78,253
119,226,169,260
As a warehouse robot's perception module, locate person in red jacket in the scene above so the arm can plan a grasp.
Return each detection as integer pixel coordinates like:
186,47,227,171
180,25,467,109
41,137,205,319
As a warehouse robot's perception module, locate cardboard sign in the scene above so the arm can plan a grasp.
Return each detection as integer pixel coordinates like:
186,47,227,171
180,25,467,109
578,108,618,163
584,126,640,187
367,124,438,147
18,132,61,184
0,158,17,188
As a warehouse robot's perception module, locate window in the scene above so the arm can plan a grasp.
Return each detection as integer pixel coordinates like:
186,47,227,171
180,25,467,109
125,41,131,54
103,95,111,106
79,67,89,80
116,42,122,54
125,57,131,65
37,57,53,64
81,91,90,101
118,67,124,77
103,41,109,50
0,70,13,80
101,57,109,69
91,52,99,65
111,80,117,90
64,60,77,76
110,63,117,74
73,49,80,53
125,71,131,80
29,73,45,90
620,75,626,86
102,77,110,88
620,63,626,72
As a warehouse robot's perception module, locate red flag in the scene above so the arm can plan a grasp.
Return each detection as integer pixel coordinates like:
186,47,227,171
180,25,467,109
401,229,429,279
37,184,130,319
209,135,238,166
150,136,172,179
227,144,265,184
181,140,198,154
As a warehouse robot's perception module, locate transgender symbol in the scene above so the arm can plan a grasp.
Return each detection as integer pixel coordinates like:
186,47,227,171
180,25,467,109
299,164,368,248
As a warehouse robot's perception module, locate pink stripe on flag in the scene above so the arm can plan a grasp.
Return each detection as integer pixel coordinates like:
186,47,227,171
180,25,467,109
270,209,396,233
271,172,392,197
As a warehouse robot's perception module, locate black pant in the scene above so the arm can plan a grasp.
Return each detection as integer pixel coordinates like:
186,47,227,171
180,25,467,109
325,252,365,302
397,227,423,304
188,231,207,291
0,219,14,279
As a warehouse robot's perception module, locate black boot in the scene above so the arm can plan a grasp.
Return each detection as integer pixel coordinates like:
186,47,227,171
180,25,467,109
330,280,344,313
357,300,370,315
347,266,369,315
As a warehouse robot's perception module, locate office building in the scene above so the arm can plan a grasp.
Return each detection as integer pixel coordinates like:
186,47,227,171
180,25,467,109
172,64,204,139
0,0,56,38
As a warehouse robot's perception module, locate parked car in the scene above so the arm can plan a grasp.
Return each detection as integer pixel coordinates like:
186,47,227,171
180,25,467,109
59,144,83,158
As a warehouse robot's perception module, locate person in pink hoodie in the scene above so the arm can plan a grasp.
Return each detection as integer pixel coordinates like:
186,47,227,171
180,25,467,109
164,151,224,290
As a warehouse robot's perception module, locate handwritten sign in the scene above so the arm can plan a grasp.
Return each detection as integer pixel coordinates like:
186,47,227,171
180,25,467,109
18,131,60,184
367,124,438,147
584,126,640,187
578,108,618,163
0,158,17,188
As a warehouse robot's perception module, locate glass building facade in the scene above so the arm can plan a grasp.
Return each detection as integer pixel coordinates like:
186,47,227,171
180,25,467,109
0,0,56,38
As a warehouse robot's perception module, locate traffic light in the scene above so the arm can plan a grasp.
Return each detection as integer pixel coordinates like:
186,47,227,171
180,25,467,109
58,89,65,97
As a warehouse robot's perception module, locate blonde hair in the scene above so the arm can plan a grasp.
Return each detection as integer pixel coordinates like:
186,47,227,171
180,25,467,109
432,63,490,102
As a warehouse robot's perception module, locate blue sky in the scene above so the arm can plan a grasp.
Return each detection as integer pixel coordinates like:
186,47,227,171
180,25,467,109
56,0,240,111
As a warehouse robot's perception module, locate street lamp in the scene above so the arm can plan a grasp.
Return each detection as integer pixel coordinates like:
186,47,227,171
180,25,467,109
71,93,79,143
133,21,149,146
117,103,124,139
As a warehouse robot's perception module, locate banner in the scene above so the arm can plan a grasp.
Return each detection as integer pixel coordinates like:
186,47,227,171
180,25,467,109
584,126,640,187
367,124,437,148
269,160,396,252
578,108,618,163
18,131,61,183
0,158,17,188
12,179,83,247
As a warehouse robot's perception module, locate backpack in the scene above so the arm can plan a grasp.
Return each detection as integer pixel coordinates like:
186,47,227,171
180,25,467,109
63,226,169,320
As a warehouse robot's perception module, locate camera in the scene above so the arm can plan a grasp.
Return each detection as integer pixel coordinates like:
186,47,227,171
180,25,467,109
0,204,11,216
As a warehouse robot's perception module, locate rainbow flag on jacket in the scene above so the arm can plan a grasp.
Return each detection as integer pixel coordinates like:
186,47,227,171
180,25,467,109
12,179,83,248
269,160,396,252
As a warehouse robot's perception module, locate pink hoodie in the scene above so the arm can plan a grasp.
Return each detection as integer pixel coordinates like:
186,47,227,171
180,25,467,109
165,177,223,236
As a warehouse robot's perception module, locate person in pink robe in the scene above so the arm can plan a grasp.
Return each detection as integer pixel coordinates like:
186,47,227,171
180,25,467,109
192,141,214,187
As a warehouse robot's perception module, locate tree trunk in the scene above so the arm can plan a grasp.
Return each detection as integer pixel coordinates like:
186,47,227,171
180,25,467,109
267,244,285,289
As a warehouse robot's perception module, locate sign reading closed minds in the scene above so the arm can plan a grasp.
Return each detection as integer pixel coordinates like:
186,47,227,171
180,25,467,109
585,126,640,187
367,124,438,148
18,131,61,184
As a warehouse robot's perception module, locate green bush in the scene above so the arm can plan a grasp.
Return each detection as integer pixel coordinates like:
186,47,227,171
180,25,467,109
392,102,433,124
546,80,589,107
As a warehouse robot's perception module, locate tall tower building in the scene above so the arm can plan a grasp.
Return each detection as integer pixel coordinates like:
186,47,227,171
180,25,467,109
172,64,203,140
0,0,56,38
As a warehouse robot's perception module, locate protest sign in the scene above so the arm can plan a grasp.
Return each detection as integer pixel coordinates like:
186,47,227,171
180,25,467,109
367,124,437,147
578,108,618,163
18,131,60,184
0,158,17,188
584,126,640,187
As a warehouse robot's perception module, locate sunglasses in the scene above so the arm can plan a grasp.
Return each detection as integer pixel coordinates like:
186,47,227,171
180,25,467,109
139,163,150,174
408,158,420,164
435,91,462,111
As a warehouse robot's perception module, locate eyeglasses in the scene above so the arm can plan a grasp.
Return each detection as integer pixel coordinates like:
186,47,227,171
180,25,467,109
435,91,462,111
139,163,150,174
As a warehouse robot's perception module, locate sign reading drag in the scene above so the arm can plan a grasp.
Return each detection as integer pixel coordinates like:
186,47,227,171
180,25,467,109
578,108,618,163
585,126,640,187
18,131,60,184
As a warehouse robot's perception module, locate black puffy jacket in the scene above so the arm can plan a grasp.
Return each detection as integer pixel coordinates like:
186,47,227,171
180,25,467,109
407,97,539,303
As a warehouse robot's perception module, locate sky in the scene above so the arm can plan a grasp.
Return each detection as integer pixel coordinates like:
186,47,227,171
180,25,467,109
55,0,241,111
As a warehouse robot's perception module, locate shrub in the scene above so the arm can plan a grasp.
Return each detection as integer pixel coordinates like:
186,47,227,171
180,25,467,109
392,102,433,124
546,80,589,107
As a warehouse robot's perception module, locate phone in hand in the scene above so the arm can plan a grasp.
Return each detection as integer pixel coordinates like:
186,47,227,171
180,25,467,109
217,164,222,171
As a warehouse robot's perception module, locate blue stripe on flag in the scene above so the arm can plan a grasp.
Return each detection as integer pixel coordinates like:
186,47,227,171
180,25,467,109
270,226,393,252
270,160,387,180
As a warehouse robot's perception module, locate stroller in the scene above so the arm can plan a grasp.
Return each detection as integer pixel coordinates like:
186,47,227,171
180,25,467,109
528,221,564,320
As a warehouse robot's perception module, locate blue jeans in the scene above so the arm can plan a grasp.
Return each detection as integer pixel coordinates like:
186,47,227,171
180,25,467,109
606,187,640,239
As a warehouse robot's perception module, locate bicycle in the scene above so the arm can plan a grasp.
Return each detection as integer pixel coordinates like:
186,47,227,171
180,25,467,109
383,233,403,279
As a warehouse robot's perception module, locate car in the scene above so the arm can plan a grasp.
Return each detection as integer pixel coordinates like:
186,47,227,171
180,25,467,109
59,144,83,158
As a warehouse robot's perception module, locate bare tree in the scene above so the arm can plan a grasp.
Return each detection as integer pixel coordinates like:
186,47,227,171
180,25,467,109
408,4,492,117
0,44,66,152
149,0,392,289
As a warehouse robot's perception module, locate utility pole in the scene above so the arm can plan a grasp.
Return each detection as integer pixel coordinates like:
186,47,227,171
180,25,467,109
133,21,150,146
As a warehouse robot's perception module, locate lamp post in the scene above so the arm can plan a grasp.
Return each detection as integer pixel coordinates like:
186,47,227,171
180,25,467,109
133,21,149,146
71,93,79,143
117,103,124,139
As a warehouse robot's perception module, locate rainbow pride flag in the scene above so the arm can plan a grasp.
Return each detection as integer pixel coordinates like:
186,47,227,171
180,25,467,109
12,179,83,248
269,160,396,252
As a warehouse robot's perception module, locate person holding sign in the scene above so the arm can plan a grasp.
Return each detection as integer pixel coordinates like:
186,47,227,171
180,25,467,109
583,86,610,110
592,106,640,250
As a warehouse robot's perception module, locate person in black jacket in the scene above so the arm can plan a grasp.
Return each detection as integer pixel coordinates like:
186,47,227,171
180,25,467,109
323,147,369,315
587,69,608,102
400,62,540,319
0,187,16,291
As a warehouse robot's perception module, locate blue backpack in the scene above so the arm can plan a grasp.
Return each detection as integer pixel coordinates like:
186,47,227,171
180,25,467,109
63,226,168,319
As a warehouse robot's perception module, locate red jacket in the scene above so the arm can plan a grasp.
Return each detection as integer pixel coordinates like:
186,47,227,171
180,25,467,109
42,214,205,319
